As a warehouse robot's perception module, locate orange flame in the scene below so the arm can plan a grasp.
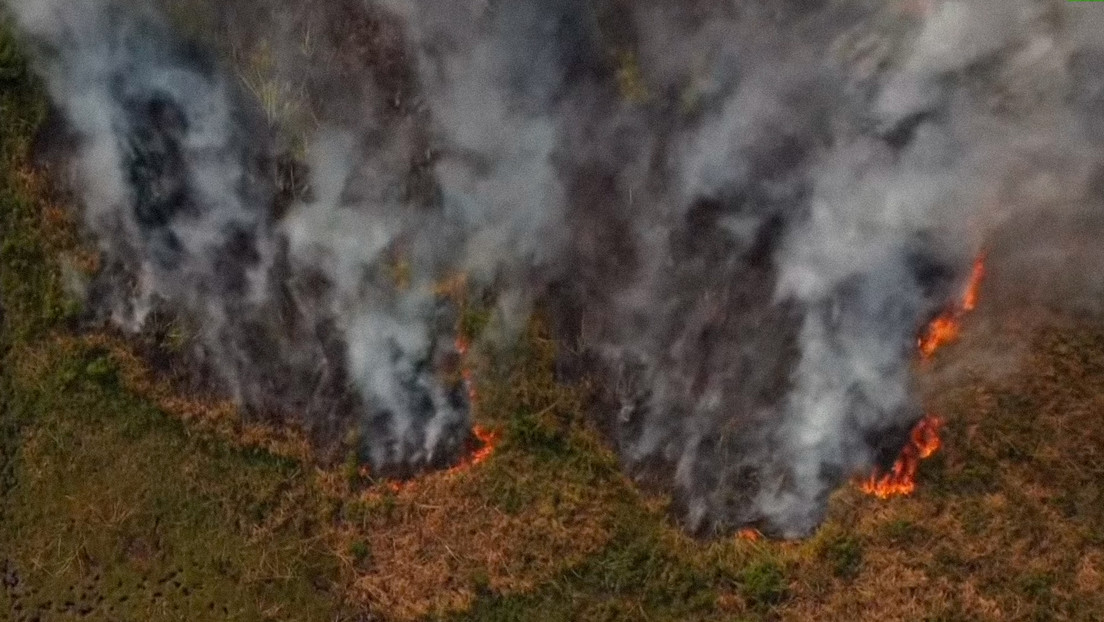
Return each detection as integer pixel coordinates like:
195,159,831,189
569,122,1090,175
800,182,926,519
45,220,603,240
375,333,498,494
917,313,961,359
961,254,986,313
450,425,500,471
859,415,944,499
861,253,986,498
449,335,498,470
385,427,499,494
917,254,987,360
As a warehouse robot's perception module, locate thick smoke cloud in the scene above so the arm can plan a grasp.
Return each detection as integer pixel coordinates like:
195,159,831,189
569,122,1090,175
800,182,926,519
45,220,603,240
8,0,1104,537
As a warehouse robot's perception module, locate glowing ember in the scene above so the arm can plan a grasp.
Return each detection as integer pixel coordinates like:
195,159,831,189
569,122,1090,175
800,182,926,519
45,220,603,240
862,253,985,498
737,528,762,542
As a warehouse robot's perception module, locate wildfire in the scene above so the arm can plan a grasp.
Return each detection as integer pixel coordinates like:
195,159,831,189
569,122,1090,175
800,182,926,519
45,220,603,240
858,415,945,498
917,254,987,359
447,334,498,470
383,426,499,494
380,334,497,494
917,314,960,359
961,254,986,312
455,335,478,404
450,425,500,471
860,253,986,498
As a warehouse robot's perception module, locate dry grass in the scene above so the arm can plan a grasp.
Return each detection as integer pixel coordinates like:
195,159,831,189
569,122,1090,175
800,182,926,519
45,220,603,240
343,467,614,620
755,313,1104,622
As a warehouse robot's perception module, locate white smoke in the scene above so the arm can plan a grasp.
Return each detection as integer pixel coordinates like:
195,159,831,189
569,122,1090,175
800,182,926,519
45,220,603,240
10,0,1104,537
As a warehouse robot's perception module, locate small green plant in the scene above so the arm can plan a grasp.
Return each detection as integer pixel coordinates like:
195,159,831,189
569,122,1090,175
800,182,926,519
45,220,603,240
84,355,118,386
817,532,864,579
738,558,788,608
348,539,371,566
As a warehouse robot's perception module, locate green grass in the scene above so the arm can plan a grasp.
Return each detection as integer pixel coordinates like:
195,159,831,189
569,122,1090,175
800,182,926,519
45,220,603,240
2,13,1104,622
1,341,351,621
0,27,352,622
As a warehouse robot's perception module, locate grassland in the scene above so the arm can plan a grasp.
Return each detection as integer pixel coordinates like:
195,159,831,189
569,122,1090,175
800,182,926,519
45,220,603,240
2,16,1104,622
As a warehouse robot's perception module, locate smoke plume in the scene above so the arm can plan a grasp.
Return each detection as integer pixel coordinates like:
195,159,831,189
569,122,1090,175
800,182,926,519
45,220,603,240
8,0,1104,537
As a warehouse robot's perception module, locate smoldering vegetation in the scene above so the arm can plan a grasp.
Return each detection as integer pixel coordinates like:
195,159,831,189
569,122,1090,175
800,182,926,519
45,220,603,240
7,0,1104,538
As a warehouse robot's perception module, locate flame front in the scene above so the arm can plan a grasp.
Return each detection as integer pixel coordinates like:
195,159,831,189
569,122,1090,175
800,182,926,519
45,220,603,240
859,415,945,499
452,335,499,469
917,313,961,359
452,425,500,471
442,335,499,473
961,256,985,312
376,331,498,494
860,254,986,498
917,254,986,360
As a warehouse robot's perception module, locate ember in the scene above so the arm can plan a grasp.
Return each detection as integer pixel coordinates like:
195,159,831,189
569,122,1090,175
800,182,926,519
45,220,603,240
861,254,986,498
737,528,762,542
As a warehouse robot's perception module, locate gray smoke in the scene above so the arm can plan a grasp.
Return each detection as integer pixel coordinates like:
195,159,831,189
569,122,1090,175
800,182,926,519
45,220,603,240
9,0,1104,537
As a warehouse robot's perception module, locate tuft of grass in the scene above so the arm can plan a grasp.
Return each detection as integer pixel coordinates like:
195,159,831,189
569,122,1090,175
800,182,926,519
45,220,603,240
347,539,371,567
814,529,864,580
738,558,789,609
878,518,928,545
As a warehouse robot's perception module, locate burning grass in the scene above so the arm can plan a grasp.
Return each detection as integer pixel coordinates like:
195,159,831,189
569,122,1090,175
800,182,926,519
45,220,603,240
859,253,987,499
859,415,945,499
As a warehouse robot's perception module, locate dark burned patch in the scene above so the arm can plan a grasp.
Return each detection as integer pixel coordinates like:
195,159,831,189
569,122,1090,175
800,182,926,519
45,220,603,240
357,307,473,479
865,419,920,475
320,0,419,115
24,0,484,474
125,94,195,237
549,161,807,537
31,105,81,177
